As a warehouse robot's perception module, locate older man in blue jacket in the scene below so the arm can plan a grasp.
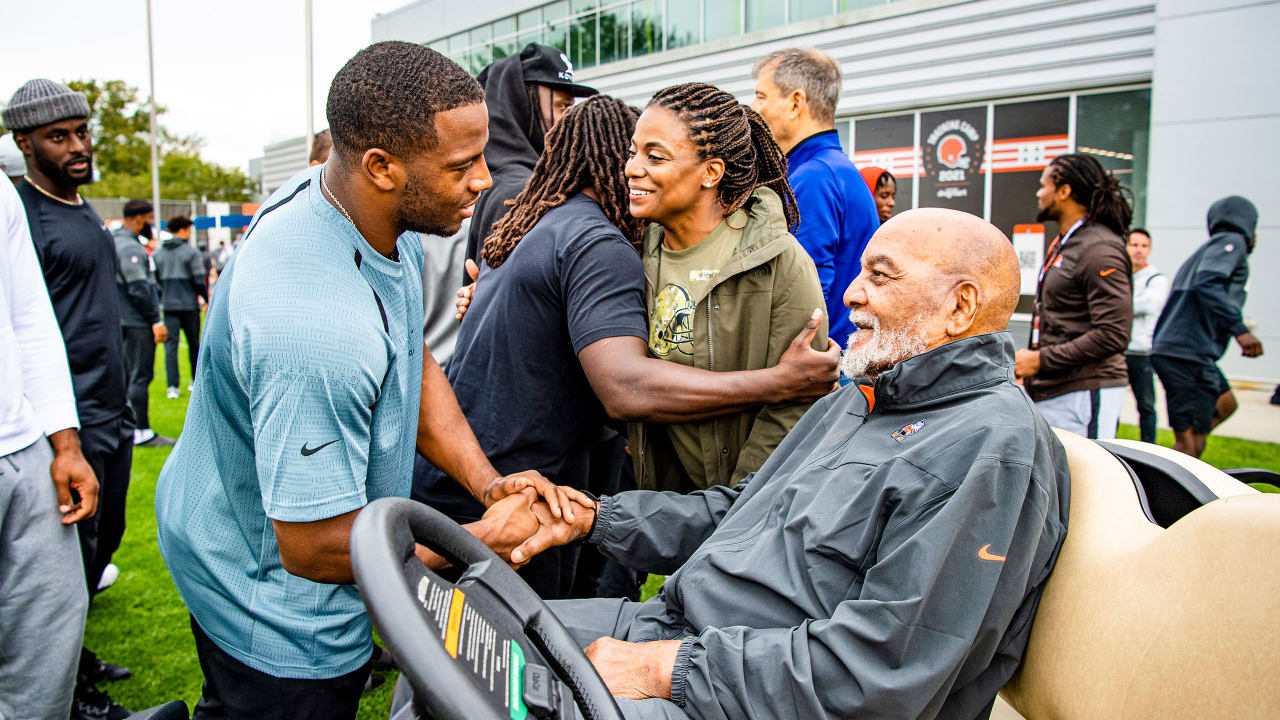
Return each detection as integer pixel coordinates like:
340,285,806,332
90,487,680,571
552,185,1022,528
752,48,880,351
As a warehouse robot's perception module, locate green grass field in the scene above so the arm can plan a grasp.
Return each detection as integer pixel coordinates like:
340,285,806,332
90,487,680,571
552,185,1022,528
84,339,1280,714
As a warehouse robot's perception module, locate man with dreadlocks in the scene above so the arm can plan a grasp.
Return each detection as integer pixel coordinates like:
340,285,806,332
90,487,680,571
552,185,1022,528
462,43,597,284
416,95,841,599
1016,153,1134,439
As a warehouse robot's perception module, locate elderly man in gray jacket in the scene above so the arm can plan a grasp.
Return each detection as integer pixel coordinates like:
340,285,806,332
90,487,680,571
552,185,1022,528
520,208,1071,720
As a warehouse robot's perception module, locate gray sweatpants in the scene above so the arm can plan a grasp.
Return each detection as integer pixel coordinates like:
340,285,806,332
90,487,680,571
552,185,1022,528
550,598,693,720
0,439,88,720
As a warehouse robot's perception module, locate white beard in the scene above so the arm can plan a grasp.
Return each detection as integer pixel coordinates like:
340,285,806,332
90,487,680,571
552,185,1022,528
841,310,929,380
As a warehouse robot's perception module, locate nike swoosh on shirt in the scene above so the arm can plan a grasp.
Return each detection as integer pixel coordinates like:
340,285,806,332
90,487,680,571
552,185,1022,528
1099,268,1117,277
978,544,1007,562
300,439,340,456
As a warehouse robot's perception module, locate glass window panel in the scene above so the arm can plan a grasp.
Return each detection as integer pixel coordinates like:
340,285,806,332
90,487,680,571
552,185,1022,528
428,39,448,54
1075,89,1151,226
469,25,491,46
790,0,831,22
448,32,468,52
631,0,662,57
666,0,700,49
703,0,739,42
517,29,542,50
838,0,882,10
572,0,598,11
545,1,569,22
600,3,629,64
518,8,541,31
745,0,784,33
918,105,987,217
493,18,516,40
470,43,492,74
571,10,598,68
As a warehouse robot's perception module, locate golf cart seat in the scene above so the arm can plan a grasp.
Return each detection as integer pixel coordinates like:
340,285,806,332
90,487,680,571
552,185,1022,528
997,431,1280,719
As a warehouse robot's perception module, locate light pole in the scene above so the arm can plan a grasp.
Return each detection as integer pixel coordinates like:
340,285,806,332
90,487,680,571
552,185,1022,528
146,0,161,230
305,0,314,163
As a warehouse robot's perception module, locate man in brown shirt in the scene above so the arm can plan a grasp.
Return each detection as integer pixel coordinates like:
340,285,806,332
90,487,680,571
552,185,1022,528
1015,153,1133,439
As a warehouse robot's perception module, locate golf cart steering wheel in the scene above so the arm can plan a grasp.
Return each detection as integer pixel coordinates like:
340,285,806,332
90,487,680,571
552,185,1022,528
351,497,624,720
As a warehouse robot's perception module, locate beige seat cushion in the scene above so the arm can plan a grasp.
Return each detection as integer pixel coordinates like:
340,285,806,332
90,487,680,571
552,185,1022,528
999,430,1280,719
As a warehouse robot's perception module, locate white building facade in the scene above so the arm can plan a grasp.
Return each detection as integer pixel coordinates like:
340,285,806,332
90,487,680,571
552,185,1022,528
373,0,1279,382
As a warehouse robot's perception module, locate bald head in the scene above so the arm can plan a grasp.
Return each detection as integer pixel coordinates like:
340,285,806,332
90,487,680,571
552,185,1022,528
840,208,1020,378
878,208,1020,333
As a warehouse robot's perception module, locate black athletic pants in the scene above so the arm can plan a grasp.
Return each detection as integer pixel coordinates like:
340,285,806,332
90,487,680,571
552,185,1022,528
77,417,132,595
1125,353,1158,444
121,325,156,430
164,309,201,389
190,617,370,720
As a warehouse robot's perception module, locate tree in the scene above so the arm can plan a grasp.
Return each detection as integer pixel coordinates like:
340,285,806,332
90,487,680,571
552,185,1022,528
65,79,255,202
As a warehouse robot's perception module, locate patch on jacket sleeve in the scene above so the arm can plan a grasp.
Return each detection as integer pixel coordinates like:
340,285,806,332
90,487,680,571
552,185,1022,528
892,419,926,442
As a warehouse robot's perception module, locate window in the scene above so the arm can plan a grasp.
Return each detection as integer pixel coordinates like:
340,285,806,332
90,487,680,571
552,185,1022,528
517,9,542,49
839,0,883,10
1076,89,1151,226
571,7,598,68
544,2,570,52
852,113,915,217
704,0,739,42
468,25,492,73
631,0,662,57
600,2,629,65
745,0,784,33
492,17,517,60
666,0,701,49
792,0,833,22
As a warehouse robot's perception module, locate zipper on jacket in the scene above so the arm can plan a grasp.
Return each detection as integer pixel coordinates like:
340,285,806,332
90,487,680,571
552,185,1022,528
708,291,724,486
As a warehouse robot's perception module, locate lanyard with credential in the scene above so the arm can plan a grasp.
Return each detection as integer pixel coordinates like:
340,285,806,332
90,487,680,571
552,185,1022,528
1031,218,1085,349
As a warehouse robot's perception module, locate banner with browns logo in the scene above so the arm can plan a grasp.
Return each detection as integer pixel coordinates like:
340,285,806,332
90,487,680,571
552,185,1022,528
919,106,987,216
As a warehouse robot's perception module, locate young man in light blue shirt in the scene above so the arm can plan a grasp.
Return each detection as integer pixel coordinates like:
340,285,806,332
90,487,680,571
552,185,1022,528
155,42,589,720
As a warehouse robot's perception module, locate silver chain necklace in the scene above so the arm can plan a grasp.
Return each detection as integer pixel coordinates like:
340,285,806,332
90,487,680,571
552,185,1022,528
320,165,356,228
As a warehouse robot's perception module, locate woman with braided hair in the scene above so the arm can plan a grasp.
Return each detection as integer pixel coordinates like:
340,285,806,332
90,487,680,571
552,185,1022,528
1016,152,1135,439
415,94,839,598
626,82,831,492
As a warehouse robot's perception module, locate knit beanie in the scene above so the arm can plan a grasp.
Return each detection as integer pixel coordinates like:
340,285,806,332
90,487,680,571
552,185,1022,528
2,79,91,132
0,134,25,178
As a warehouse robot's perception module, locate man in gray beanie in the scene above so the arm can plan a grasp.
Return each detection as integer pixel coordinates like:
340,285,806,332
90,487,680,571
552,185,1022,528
4,78,134,720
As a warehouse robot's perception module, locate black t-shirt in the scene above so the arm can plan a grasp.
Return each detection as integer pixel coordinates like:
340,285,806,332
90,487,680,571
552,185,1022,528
18,182,127,427
415,194,646,514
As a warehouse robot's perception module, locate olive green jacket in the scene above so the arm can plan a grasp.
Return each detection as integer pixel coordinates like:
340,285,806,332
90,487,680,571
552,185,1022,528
631,187,828,491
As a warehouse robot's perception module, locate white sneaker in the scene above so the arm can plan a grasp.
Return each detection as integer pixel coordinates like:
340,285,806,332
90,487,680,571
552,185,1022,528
97,563,119,591
167,387,180,399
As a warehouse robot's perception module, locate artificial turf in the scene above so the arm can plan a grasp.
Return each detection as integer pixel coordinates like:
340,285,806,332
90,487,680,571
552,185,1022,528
82,338,1280,714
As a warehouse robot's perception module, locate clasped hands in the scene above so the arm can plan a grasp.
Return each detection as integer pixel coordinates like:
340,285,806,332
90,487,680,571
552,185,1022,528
470,471,597,567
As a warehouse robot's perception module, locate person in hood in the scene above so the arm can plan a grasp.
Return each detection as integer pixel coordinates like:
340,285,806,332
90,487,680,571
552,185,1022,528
152,215,207,399
750,48,879,351
462,43,597,284
859,164,897,224
1150,196,1263,458
514,208,1069,720
628,83,829,492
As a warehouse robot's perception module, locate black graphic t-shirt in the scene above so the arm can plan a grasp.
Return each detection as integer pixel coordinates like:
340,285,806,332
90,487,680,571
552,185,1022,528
414,194,647,509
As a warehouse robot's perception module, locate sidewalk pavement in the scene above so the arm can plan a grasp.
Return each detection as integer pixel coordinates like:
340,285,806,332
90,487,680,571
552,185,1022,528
1120,381,1279,444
